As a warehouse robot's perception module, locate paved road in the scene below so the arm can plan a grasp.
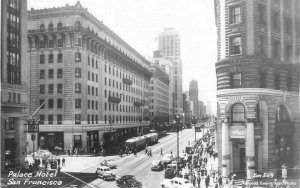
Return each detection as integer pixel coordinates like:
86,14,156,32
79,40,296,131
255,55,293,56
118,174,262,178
63,128,203,188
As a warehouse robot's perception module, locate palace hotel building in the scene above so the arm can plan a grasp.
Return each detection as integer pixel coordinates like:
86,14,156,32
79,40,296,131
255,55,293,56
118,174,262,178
27,2,152,153
214,0,300,179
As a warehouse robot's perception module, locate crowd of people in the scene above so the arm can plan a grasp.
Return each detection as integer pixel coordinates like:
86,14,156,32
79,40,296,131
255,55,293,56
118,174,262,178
173,128,223,188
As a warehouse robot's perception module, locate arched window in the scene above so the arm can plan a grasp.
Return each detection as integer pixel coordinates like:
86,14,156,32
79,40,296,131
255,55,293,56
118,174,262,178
57,22,63,31
276,105,290,122
48,23,54,31
75,21,81,30
231,103,245,122
40,24,45,32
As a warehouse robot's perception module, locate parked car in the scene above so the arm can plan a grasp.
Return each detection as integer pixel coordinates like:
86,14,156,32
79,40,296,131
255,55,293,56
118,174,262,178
116,175,143,188
162,154,175,164
151,160,164,171
100,159,117,169
164,164,177,179
95,166,116,181
161,177,194,188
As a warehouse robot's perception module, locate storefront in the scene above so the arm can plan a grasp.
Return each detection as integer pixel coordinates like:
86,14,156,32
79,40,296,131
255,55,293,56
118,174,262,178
38,132,64,151
87,130,99,152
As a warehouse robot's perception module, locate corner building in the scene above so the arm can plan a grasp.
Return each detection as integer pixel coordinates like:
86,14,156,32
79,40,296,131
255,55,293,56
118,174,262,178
27,2,152,153
1,0,28,172
214,0,300,179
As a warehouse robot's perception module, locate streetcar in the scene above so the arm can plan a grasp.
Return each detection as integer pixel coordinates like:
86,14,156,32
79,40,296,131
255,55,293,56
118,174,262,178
144,133,158,145
125,136,147,151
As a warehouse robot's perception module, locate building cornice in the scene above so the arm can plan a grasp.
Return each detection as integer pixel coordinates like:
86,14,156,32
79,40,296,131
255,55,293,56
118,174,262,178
217,88,299,98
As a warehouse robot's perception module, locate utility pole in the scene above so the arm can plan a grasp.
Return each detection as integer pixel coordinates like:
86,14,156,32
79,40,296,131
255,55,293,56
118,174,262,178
174,114,180,171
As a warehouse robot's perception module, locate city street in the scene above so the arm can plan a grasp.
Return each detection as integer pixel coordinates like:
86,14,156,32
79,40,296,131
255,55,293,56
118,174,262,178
60,128,204,188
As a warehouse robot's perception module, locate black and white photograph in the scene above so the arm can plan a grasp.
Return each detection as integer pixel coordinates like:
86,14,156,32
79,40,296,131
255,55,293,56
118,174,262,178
1,0,300,187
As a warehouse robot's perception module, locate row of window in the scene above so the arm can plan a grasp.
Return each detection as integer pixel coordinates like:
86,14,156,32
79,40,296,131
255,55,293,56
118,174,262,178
40,54,63,64
87,71,98,82
7,92,21,104
104,102,143,113
40,99,63,109
104,90,143,104
87,85,98,96
103,115,143,124
40,69,63,79
230,72,298,91
39,114,62,125
40,84,63,94
229,4,299,36
104,77,144,96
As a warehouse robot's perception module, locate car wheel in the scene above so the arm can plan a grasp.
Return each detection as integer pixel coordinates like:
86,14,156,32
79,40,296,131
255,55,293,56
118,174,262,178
103,176,106,181
161,185,165,188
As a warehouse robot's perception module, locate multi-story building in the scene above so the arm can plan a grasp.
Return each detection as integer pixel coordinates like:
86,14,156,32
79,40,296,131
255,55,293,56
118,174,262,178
189,80,199,119
1,0,28,172
183,92,193,127
158,28,183,114
27,2,152,154
214,0,300,179
153,50,174,122
149,63,170,126
198,100,206,118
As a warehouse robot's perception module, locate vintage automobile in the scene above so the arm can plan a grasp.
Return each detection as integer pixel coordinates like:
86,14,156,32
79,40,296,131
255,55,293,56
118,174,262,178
151,160,164,171
162,154,175,164
100,159,117,169
116,175,144,188
95,166,116,181
164,164,177,179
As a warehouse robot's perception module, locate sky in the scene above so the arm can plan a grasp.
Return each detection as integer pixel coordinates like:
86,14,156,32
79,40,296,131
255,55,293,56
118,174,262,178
28,0,218,114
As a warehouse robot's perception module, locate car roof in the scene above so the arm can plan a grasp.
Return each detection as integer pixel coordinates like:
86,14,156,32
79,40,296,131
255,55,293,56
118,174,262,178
122,175,135,178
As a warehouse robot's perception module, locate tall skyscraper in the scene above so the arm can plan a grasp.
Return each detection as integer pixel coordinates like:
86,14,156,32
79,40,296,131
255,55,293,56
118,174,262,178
158,28,183,115
189,80,199,119
1,0,28,172
214,0,300,179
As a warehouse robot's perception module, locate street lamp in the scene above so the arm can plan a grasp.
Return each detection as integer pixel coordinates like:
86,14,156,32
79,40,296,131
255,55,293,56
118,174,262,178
174,114,180,171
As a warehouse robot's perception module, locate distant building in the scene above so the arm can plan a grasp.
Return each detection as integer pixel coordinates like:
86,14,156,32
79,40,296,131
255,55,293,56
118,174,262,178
183,92,192,126
1,0,28,172
153,50,174,122
158,28,183,114
149,63,170,125
198,100,206,117
214,0,300,179
27,2,152,153
189,80,199,119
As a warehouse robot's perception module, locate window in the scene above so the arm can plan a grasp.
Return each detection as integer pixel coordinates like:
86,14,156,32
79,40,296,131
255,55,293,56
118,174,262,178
96,61,98,69
48,23,54,31
57,22,63,30
48,84,54,94
92,58,94,67
57,53,63,63
258,4,266,24
57,115,62,125
57,99,63,109
286,45,292,62
40,99,45,109
75,36,81,46
260,71,267,88
57,38,63,47
230,6,241,24
92,73,94,81
275,73,280,90
231,73,241,88
88,100,90,109
75,52,81,62
57,84,63,93
87,115,90,124
232,103,245,122
75,21,81,30
75,99,81,108
40,24,45,32
75,83,81,93
258,36,265,55
273,40,280,59
230,36,242,55
96,74,98,82
40,85,45,94
40,70,45,79
48,99,54,109
75,114,81,124
57,69,63,78
272,11,279,29
75,68,81,78
88,86,90,95
40,55,45,64
48,115,53,125
73,135,82,148
88,71,90,80
48,69,54,79
49,39,54,48
39,115,45,125
49,54,54,63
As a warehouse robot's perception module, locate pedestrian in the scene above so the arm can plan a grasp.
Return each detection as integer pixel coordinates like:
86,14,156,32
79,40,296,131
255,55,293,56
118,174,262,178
171,150,173,154
150,149,152,157
62,157,65,166
145,147,148,155
120,149,123,157
134,148,137,156
57,158,61,166
197,175,201,188
205,174,210,188
161,148,163,156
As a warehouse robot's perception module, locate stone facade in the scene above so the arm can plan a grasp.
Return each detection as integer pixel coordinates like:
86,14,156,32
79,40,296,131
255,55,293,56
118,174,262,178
214,0,300,179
